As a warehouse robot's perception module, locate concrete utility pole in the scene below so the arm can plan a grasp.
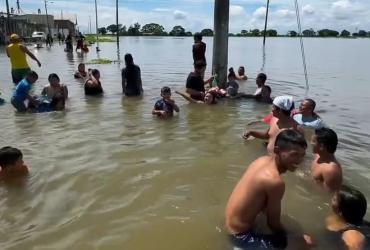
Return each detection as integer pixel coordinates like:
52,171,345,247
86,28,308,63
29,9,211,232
44,0,51,35
95,0,100,51
116,0,119,49
212,0,230,88
5,0,11,34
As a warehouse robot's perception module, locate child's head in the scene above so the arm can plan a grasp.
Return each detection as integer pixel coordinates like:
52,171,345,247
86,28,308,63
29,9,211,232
311,127,338,154
161,86,171,99
26,71,39,84
78,63,86,72
194,32,202,42
0,147,23,169
332,185,367,225
48,73,60,87
204,91,217,104
274,129,307,172
91,69,100,80
256,73,267,87
238,66,245,76
228,67,236,81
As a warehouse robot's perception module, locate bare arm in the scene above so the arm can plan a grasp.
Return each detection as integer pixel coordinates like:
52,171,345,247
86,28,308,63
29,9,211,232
21,45,41,67
244,128,270,140
26,94,38,106
266,181,286,234
175,91,198,104
342,230,365,250
322,166,342,192
6,47,10,58
185,88,204,100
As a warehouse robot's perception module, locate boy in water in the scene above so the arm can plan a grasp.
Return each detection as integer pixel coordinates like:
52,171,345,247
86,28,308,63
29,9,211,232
311,127,342,192
326,185,369,250
226,130,307,249
0,147,29,180
11,70,39,112
152,87,179,117
243,96,302,154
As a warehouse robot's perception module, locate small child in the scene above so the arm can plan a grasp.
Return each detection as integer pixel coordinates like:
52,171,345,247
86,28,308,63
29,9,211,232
152,86,179,117
74,63,87,79
226,67,239,97
41,73,68,111
11,71,39,112
326,185,370,249
236,66,248,80
0,147,29,180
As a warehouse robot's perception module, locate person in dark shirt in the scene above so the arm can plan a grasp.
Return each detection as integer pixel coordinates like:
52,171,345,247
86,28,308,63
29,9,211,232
152,86,179,117
186,60,213,101
121,53,143,96
193,33,206,79
84,69,103,96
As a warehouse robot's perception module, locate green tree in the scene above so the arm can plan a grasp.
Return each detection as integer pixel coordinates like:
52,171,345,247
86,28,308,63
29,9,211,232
302,29,315,37
317,29,339,37
127,22,141,36
119,25,127,36
141,23,165,35
250,29,260,36
288,30,297,37
106,24,122,34
201,28,213,36
340,30,350,37
240,29,248,36
98,27,107,35
358,30,367,37
262,29,277,36
169,25,186,36
185,31,193,36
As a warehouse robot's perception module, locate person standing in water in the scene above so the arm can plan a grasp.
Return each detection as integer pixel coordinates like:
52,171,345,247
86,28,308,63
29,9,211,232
121,53,143,96
192,32,206,79
6,34,41,85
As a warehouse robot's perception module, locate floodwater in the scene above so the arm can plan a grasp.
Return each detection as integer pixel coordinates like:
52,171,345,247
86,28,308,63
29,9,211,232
1,37,370,250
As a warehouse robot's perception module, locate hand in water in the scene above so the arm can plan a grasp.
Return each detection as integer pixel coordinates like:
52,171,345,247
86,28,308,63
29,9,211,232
243,131,251,140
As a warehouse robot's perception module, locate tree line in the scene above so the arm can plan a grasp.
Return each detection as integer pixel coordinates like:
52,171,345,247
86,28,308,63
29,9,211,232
96,23,370,38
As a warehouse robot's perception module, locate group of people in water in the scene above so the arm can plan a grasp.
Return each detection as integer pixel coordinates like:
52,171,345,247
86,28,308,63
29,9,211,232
1,32,369,249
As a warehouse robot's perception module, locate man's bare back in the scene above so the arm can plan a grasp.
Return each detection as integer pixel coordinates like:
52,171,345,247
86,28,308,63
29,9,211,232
311,154,342,192
225,156,285,234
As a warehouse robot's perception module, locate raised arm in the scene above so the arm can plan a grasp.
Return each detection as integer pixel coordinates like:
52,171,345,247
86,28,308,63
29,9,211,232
21,45,41,67
175,91,198,104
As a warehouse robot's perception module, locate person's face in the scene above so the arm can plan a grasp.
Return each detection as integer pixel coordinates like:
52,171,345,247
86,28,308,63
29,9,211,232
204,93,213,104
78,64,85,72
161,92,171,100
299,100,313,116
27,76,38,84
238,67,245,75
310,134,321,154
275,146,306,172
256,76,264,87
93,73,100,80
49,77,60,87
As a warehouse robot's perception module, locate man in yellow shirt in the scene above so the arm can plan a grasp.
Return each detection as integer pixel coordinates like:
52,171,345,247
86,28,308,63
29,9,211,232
6,34,41,85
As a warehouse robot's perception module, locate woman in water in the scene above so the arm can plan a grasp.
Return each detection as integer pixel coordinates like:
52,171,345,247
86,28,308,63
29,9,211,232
41,73,68,111
121,53,143,96
84,69,103,96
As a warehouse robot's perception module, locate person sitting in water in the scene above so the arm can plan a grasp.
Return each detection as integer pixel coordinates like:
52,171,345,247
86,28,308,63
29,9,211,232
186,60,214,101
152,86,180,117
121,53,143,96
84,69,103,96
226,67,239,97
0,146,29,181
311,128,342,193
254,72,267,96
243,96,302,154
326,186,370,250
41,73,68,111
236,66,248,80
175,90,217,105
241,85,273,104
293,98,325,129
74,63,87,79
225,130,308,250
0,91,5,104
11,71,39,112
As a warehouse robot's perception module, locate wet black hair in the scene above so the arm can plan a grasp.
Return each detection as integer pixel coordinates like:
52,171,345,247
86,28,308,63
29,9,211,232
194,32,202,41
228,67,236,78
239,66,245,71
315,127,338,154
124,53,134,66
257,73,267,82
305,98,316,111
78,63,85,67
194,60,206,69
0,147,23,168
161,86,171,94
27,70,38,79
91,69,100,77
275,129,307,150
337,185,367,225
264,85,272,93
48,73,60,82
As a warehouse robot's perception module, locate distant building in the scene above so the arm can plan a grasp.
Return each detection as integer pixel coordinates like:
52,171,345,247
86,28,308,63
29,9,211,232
54,19,76,36
13,14,54,32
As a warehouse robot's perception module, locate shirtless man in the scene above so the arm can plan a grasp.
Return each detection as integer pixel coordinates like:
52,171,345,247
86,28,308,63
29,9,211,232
311,127,342,192
226,130,307,249
243,96,302,154
0,146,29,180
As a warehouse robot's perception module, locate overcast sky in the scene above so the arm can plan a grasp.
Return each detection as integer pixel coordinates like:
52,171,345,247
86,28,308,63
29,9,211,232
4,0,370,34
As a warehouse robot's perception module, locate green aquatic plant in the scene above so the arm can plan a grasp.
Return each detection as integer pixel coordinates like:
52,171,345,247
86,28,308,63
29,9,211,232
85,58,120,64
84,35,114,43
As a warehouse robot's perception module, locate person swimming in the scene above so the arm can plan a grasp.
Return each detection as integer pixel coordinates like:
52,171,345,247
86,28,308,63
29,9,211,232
41,73,68,111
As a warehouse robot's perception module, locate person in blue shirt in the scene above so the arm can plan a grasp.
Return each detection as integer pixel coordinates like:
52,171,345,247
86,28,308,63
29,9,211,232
293,99,325,129
10,71,39,112
152,86,179,117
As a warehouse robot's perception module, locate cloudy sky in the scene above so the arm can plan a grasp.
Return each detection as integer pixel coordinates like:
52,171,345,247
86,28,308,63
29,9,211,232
3,0,370,34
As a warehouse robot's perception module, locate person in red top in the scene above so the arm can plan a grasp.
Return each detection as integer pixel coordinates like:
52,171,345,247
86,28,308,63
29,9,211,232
192,33,206,79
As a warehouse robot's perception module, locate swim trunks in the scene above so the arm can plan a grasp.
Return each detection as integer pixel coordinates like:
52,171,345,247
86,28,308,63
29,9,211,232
229,231,287,249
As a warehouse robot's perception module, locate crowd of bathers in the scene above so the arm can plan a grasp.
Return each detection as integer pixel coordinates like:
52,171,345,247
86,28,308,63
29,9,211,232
1,33,369,250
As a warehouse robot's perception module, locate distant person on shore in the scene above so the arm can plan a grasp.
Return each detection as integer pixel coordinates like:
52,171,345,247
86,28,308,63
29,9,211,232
325,186,370,250
84,69,103,96
192,32,206,78
6,34,41,85
74,63,87,79
226,130,308,249
46,33,53,48
57,32,62,43
243,96,302,154
152,86,179,117
76,32,85,52
293,99,325,129
0,147,29,181
121,53,143,96
41,73,68,111
311,128,342,193
65,33,73,52
186,60,213,101
175,90,217,105
236,66,248,81
226,67,239,97
11,71,39,112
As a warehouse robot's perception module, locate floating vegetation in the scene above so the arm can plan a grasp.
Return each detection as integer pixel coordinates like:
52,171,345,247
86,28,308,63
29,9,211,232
85,58,120,64
85,35,114,43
